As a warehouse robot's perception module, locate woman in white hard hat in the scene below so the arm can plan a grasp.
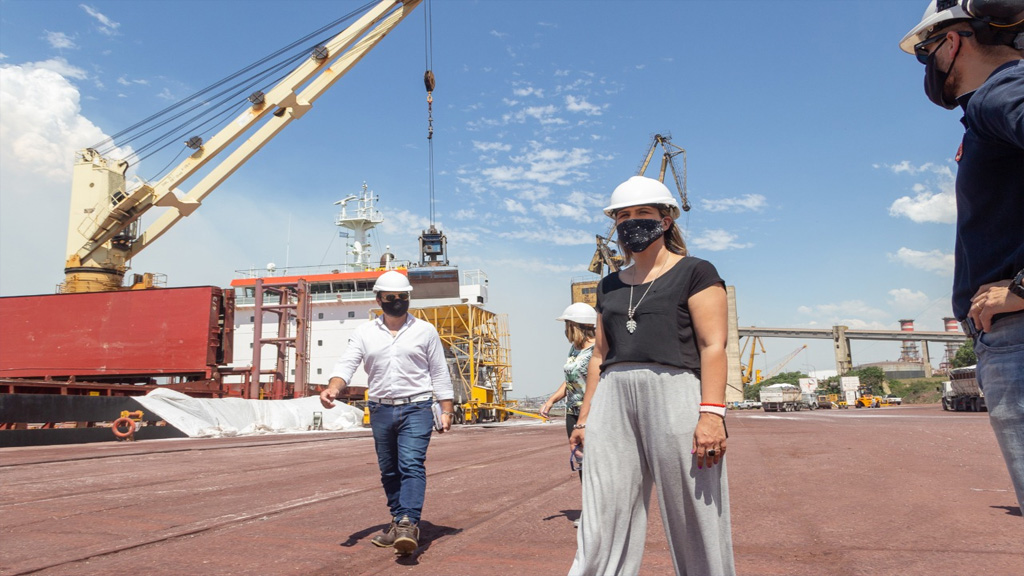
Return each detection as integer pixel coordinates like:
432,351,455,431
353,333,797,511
539,302,597,527
568,176,734,575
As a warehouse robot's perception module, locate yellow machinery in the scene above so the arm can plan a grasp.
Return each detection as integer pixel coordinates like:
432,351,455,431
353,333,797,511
410,304,544,424
817,393,848,409
854,388,888,408
740,336,765,386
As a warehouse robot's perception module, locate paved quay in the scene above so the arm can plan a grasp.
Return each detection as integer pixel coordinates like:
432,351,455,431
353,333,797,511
1,404,1020,576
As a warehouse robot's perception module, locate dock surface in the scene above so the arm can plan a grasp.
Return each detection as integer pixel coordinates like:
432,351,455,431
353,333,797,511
1,404,1021,575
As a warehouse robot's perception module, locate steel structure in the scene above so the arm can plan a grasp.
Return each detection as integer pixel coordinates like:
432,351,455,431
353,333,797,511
409,304,538,423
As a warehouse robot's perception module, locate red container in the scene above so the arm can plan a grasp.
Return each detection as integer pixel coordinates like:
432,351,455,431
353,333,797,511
0,286,233,380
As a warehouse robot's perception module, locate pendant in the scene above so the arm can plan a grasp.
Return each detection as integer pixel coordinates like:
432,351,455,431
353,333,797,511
626,318,637,334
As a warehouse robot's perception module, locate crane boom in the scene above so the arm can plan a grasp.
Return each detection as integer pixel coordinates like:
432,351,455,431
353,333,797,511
763,345,807,381
62,0,422,293
586,133,691,278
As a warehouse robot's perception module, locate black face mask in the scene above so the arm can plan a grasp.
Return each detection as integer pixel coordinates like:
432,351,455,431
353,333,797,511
616,218,665,253
924,40,960,110
381,299,410,317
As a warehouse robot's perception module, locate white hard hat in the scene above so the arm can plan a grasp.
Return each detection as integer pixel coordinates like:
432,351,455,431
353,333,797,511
373,270,413,292
603,176,679,219
900,0,971,54
556,302,597,326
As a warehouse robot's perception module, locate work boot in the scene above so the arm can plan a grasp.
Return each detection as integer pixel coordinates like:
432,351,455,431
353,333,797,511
392,515,419,555
371,519,398,548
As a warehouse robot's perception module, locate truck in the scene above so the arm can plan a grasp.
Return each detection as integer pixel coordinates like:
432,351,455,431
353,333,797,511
942,365,985,412
799,392,819,410
760,383,802,412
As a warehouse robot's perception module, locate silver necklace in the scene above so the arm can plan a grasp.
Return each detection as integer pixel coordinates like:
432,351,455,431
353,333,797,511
626,257,669,334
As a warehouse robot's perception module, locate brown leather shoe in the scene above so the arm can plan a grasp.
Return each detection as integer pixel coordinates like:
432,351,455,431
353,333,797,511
371,520,398,548
392,516,419,555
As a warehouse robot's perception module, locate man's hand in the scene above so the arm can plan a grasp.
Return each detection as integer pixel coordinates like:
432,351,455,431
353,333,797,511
969,280,1024,333
539,402,552,419
319,388,339,409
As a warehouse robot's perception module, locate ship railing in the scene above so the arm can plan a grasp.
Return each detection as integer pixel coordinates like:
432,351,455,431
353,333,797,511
234,290,376,306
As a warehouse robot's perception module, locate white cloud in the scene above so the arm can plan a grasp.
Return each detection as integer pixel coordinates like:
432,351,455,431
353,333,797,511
889,188,956,224
16,57,89,80
689,229,751,252
886,288,931,312
513,85,543,98
796,300,891,330
504,198,526,214
505,104,566,126
44,31,76,50
80,4,120,36
565,95,603,116
877,160,952,177
700,194,767,213
498,227,592,246
472,141,511,152
882,160,956,224
0,61,130,295
888,247,954,275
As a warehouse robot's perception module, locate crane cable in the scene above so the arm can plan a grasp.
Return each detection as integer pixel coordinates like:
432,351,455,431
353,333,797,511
423,0,436,227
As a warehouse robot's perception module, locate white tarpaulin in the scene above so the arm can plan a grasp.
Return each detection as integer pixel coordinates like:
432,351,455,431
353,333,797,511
134,388,365,438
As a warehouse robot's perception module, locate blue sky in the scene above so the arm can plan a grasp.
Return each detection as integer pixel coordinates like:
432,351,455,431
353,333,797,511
0,1,965,398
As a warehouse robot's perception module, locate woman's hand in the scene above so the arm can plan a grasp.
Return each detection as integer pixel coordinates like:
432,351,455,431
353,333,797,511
569,426,585,453
692,413,727,469
539,402,553,419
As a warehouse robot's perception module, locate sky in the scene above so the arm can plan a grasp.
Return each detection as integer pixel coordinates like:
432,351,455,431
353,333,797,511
0,0,968,399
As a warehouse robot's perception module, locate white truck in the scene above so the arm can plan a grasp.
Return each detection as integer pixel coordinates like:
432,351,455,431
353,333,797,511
760,383,802,412
943,365,985,412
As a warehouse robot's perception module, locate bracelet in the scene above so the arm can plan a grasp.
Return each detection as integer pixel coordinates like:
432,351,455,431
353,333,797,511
700,402,727,407
699,405,727,418
572,423,586,429
442,411,456,417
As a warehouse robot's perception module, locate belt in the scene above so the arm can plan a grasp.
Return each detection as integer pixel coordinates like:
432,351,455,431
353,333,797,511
369,392,433,406
960,318,980,338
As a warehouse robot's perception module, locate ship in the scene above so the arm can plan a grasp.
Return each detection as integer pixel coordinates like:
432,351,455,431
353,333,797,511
224,183,521,425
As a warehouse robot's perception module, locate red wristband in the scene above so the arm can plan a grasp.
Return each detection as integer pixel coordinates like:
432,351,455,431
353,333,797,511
700,402,726,407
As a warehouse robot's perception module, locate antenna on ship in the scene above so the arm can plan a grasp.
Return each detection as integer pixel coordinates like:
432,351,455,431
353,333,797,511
418,0,448,268
334,182,383,271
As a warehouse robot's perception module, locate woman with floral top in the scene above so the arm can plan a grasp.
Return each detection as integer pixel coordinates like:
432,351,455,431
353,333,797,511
540,302,596,526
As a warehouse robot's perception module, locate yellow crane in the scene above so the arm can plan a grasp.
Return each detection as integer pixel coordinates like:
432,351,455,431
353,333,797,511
740,336,766,386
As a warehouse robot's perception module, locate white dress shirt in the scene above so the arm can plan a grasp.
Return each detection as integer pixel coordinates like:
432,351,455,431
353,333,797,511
329,314,454,401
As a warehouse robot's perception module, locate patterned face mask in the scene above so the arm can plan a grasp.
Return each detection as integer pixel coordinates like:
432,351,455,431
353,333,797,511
616,218,664,253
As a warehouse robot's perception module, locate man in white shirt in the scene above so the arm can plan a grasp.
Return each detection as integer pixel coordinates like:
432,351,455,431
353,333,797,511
320,270,455,555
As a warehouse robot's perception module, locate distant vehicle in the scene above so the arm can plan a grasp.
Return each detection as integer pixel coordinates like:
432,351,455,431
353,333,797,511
733,400,755,410
750,400,762,409
942,365,985,412
884,394,903,406
799,392,819,410
760,384,801,412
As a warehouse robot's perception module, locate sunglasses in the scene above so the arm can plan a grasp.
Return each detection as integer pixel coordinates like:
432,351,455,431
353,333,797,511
381,293,410,303
570,446,583,472
914,30,972,64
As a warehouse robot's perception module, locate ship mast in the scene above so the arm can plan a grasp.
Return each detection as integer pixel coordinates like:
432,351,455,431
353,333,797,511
334,182,384,271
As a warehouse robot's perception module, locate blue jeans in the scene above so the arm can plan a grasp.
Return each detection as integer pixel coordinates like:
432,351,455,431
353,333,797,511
975,312,1024,513
368,400,434,524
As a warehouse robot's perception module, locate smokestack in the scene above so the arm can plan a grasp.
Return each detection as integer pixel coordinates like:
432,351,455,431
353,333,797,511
942,317,960,370
898,319,920,363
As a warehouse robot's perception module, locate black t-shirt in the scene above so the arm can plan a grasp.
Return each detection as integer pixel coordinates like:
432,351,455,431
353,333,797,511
596,256,724,376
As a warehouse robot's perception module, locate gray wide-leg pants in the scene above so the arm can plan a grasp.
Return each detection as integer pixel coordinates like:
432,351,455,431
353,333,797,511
568,364,735,576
